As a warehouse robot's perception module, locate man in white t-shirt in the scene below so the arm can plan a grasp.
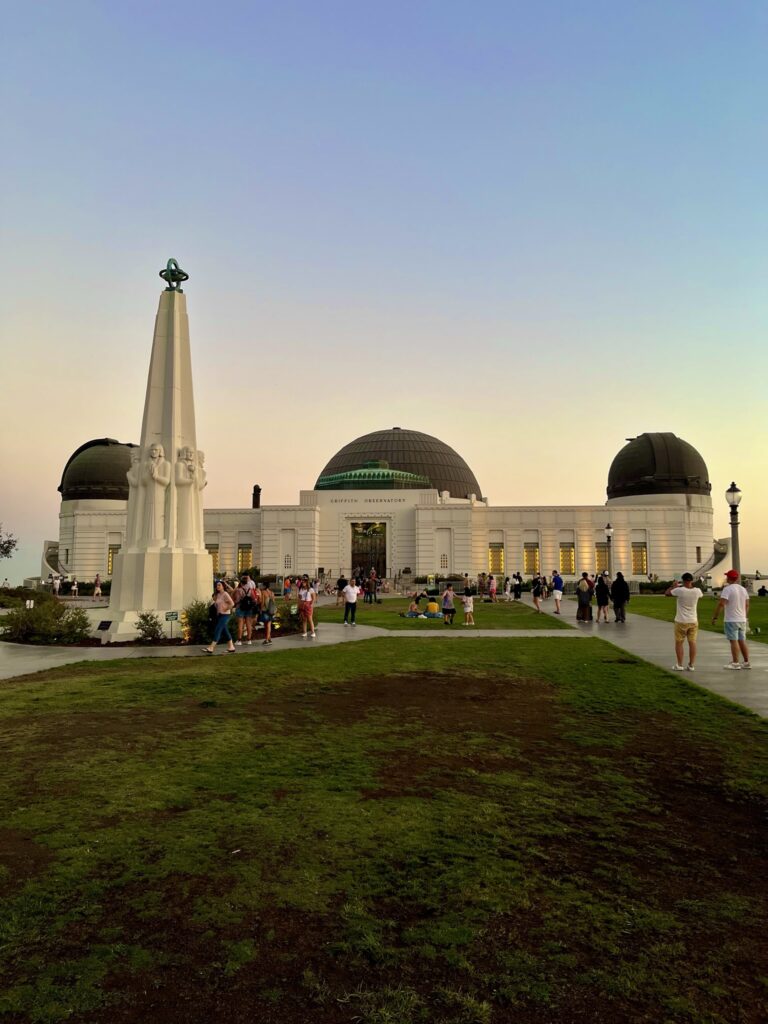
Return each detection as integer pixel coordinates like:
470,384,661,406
712,569,751,670
342,581,359,626
665,573,701,671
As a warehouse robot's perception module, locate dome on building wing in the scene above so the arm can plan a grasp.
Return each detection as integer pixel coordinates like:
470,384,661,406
607,433,711,499
58,438,138,501
316,428,482,498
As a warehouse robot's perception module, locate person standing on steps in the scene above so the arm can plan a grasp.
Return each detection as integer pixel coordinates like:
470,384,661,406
610,572,630,622
712,569,751,670
665,573,701,671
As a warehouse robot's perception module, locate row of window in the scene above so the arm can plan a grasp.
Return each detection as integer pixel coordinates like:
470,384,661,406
203,544,254,575
491,541,648,576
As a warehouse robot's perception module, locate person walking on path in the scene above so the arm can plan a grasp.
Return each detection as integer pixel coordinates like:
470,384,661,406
202,581,236,655
551,571,564,614
665,573,701,671
610,571,630,622
712,569,751,670
52,576,61,597
461,589,475,626
488,575,498,602
70,579,79,599
93,574,102,601
513,573,523,601
335,573,348,607
298,575,317,638
531,574,543,613
503,576,512,601
575,573,592,622
595,571,611,622
342,579,359,626
442,584,456,624
233,577,257,645
258,581,276,645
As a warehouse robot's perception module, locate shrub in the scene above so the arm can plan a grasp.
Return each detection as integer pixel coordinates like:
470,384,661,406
134,611,165,643
274,600,301,634
182,599,215,644
1,603,91,644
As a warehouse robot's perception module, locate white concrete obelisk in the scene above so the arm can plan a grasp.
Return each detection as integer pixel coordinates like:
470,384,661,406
105,260,213,637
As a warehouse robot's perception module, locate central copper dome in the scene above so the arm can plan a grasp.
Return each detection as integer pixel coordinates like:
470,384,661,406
316,428,482,499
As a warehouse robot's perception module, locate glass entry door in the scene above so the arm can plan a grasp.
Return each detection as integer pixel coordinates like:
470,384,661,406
350,522,387,577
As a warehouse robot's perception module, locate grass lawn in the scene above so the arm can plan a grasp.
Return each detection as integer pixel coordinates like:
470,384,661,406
1,638,767,1023
314,596,571,630
627,595,768,642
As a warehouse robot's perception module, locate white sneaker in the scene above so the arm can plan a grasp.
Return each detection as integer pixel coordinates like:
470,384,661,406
343,622,349,626
246,640,252,646
301,634,307,639
724,662,741,670
686,665,695,672
742,662,751,670
672,664,684,671
310,633,317,639
235,641,242,646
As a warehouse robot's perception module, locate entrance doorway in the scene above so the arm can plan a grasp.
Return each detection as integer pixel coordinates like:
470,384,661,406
351,522,387,578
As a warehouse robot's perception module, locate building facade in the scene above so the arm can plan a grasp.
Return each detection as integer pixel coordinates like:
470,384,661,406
43,428,724,584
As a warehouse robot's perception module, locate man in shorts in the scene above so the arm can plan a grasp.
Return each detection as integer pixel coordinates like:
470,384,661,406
665,572,701,671
712,569,751,670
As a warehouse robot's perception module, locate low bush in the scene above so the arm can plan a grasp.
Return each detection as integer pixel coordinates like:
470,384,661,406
274,600,301,634
182,599,215,644
1,603,91,644
134,611,165,643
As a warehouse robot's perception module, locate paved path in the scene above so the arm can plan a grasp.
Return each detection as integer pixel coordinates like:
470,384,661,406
521,595,768,718
2,599,766,718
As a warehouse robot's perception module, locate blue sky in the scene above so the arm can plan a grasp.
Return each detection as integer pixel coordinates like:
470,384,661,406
2,1,767,581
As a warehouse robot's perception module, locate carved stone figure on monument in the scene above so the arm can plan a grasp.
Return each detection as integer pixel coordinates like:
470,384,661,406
141,443,171,545
175,446,202,546
197,451,208,492
125,447,143,547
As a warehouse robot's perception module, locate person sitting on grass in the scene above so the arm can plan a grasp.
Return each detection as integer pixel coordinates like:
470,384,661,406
424,597,443,619
400,600,422,618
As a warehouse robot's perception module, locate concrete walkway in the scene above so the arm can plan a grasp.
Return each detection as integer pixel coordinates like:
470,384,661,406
521,595,768,718
2,598,766,719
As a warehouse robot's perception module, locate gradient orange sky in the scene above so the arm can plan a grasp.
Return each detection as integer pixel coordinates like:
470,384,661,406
2,2,766,582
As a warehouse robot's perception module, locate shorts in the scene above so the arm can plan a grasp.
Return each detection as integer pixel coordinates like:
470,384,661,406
553,590,563,600
724,621,747,641
236,607,254,619
674,622,698,643
298,601,313,620
259,612,273,624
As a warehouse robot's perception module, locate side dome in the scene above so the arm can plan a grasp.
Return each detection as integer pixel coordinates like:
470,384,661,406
58,438,138,501
607,433,711,499
316,427,482,499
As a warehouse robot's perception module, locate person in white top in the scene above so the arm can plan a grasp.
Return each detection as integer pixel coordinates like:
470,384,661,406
712,569,751,670
665,573,701,671
342,581,359,626
297,574,317,639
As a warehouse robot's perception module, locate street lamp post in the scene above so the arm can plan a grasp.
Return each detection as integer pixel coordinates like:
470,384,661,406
725,482,742,574
604,523,614,578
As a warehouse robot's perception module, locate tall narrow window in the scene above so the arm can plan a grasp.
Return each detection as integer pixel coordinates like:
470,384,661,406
440,553,448,569
283,553,292,570
695,546,702,564
237,544,252,573
206,544,220,574
631,542,648,575
595,543,608,573
523,542,540,575
488,542,504,573
559,543,575,575
107,544,121,575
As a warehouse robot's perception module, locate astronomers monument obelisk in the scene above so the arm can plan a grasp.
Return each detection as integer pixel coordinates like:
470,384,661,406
104,260,213,639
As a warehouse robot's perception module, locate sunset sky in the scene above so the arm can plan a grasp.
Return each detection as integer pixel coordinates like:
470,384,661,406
2,0,767,583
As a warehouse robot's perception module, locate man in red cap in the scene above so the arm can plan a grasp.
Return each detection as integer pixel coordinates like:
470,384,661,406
712,570,751,670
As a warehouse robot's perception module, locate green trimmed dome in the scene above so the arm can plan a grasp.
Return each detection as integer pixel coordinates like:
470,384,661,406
316,428,482,498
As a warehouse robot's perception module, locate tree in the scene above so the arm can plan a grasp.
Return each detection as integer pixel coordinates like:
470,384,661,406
0,525,18,561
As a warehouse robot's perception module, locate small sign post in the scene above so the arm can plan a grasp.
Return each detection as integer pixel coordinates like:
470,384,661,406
165,610,178,639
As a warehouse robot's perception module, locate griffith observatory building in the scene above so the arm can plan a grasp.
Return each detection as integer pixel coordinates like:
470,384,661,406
44,427,725,585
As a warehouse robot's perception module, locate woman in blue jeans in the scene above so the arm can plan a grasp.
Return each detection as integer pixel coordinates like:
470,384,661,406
203,581,236,654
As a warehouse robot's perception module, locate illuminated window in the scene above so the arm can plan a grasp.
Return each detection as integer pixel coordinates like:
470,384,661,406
523,543,540,575
206,544,220,573
237,544,253,573
440,553,448,569
283,554,292,570
595,543,609,573
107,544,121,575
488,543,504,573
632,542,648,575
559,543,575,575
